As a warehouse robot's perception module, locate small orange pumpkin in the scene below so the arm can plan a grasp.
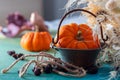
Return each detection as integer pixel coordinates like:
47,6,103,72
55,23,100,49
20,26,52,52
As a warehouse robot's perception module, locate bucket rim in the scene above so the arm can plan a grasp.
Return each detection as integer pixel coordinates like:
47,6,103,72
52,42,106,51
54,46,101,51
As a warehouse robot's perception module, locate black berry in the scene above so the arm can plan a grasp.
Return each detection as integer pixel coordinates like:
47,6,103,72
17,53,24,60
7,50,25,60
34,68,41,76
43,64,53,74
12,54,18,59
17,53,24,58
7,50,15,56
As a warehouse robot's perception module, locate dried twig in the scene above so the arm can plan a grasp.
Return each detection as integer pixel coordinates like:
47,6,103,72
1,52,86,77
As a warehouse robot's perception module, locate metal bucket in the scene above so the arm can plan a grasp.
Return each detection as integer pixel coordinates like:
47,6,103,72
55,47,101,69
52,9,108,70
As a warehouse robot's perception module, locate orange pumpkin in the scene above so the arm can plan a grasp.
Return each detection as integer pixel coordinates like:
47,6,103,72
55,23,100,49
20,26,52,52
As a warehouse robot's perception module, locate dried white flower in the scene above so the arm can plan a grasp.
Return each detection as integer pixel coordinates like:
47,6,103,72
66,0,120,75
108,71,118,80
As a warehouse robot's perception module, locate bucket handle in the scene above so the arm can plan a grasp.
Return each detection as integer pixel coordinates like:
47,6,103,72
52,9,108,47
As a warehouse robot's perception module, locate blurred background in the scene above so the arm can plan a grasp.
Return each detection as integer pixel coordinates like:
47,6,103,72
0,0,67,26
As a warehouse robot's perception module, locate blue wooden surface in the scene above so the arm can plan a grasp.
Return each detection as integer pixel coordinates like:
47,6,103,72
0,38,113,80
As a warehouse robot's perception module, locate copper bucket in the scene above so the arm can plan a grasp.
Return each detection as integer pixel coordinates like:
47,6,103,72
52,9,108,71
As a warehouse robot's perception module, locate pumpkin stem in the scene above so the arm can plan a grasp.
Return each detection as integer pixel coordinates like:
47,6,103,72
35,25,48,32
30,12,49,32
35,25,40,32
76,30,84,41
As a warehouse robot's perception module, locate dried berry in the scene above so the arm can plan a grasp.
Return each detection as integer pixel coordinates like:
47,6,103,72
7,50,25,60
43,64,53,74
17,53,24,57
17,53,24,60
7,50,15,56
12,54,18,59
34,68,41,76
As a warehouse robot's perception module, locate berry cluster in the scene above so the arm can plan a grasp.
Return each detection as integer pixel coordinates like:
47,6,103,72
7,50,24,60
32,64,53,76
31,62,98,76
